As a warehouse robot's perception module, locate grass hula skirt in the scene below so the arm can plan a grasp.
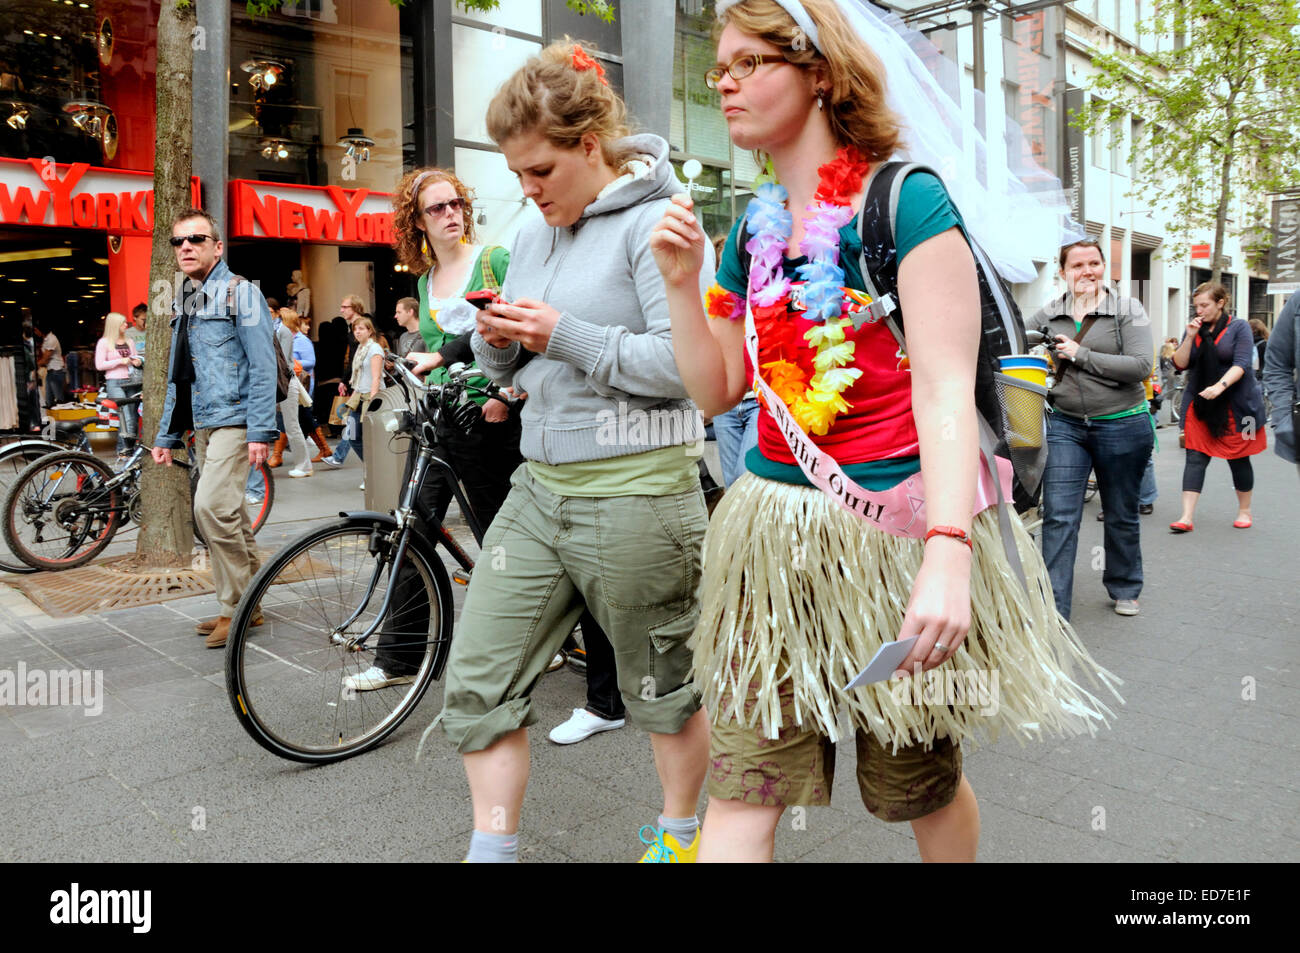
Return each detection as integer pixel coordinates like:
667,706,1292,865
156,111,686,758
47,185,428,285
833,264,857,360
691,473,1123,751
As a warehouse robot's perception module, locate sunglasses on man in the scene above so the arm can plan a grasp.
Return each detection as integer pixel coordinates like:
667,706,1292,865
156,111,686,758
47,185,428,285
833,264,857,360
169,234,213,247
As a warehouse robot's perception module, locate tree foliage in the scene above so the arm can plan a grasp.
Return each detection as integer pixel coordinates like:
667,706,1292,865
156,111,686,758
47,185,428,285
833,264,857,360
1073,0,1300,284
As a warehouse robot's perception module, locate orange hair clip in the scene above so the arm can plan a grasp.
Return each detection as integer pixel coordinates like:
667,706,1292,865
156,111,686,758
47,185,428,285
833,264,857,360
571,45,608,86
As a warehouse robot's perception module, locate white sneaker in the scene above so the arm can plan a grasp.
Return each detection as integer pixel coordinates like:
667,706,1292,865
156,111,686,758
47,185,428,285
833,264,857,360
288,464,312,478
548,708,625,745
1114,599,1140,616
323,455,343,468
342,665,415,693
245,492,263,506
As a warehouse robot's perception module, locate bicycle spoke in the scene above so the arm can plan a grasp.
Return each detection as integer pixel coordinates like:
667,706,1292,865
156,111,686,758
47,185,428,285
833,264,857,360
228,521,447,760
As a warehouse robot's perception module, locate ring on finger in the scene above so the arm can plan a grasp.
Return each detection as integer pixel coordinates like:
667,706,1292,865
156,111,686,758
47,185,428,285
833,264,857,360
934,642,948,654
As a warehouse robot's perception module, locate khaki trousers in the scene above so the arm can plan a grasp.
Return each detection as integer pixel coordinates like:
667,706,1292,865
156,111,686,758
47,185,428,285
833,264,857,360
194,427,260,617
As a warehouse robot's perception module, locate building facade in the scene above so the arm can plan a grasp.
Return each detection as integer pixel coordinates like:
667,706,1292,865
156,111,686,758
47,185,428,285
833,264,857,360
0,0,677,362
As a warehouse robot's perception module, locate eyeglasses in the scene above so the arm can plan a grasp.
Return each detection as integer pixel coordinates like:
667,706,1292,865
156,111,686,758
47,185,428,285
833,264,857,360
169,234,213,247
704,53,793,90
423,198,466,218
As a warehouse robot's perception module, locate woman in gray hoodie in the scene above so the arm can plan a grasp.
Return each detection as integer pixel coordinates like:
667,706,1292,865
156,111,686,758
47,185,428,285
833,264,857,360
438,41,714,864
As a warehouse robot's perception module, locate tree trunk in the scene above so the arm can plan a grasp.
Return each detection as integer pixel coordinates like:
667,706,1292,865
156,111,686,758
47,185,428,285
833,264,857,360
137,0,197,567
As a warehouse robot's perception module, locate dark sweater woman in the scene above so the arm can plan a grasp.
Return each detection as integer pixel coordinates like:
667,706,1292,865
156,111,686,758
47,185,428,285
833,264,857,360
1169,282,1267,531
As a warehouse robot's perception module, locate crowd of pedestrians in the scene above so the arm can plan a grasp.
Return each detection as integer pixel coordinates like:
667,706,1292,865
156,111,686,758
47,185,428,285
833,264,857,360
24,0,1300,867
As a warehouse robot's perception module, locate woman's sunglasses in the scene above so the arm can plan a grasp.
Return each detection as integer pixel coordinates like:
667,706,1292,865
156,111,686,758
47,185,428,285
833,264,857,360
424,198,466,218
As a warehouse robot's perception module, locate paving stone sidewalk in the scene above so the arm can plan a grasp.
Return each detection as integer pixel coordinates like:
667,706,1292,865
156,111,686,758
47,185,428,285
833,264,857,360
1,440,1296,862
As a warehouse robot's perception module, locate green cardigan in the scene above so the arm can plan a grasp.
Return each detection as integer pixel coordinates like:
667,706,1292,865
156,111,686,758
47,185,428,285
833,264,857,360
417,245,508,403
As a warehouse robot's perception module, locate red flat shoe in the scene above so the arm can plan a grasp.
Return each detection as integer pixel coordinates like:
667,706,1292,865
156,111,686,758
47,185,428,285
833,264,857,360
1169,521,1194,533
1233,516,1252,529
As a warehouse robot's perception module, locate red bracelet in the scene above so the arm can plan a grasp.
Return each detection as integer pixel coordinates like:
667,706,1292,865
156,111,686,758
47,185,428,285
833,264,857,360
924,525,973,550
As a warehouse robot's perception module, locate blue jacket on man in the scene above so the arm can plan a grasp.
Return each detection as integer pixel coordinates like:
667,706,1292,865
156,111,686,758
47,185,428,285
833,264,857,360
155,258,279,447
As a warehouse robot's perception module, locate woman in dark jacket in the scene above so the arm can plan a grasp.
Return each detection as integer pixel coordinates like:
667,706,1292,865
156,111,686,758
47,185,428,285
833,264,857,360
1169,283,1267,531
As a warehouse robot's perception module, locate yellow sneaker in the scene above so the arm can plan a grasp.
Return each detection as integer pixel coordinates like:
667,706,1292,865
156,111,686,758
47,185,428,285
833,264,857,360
637,825,699,863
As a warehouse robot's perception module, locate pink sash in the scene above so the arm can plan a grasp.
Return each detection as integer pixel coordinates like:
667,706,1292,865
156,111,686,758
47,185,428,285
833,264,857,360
744,303,1013,539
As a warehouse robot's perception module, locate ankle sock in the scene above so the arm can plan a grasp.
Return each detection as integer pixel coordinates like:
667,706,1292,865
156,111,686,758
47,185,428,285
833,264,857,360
465,829,518,863
659,814,698,847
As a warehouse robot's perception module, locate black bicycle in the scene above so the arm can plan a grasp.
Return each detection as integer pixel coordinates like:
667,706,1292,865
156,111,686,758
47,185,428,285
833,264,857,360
2,400,273,571
224,356,497,763
0,417,101,573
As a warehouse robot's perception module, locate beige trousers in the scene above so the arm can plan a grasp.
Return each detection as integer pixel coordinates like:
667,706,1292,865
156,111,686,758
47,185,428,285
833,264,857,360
194,427,260,617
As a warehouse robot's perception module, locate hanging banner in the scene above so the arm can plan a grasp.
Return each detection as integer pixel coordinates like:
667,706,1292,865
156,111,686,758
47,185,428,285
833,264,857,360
1268,197,1300,295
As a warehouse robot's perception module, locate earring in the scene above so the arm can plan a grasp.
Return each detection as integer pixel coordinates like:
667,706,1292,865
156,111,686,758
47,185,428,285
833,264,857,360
421,235,430,259
816,89,826,111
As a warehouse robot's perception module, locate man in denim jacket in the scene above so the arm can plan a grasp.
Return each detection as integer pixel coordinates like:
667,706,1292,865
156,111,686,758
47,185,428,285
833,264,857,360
152,207,278,648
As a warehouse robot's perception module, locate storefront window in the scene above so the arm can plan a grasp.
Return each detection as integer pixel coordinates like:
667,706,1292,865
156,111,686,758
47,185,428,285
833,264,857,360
229,1,414,192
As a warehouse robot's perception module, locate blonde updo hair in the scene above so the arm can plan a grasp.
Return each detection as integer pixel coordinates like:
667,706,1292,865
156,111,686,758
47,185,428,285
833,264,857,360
486,39,632,169
717,0,902,163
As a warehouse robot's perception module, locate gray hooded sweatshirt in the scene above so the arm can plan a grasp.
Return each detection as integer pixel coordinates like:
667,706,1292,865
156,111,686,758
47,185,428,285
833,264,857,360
471,133,713,465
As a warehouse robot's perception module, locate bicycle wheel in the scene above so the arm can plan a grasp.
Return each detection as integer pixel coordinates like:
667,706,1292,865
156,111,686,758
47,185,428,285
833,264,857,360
0,441,66,574
225,517,453,763
3,451,121,571
191,460,275,546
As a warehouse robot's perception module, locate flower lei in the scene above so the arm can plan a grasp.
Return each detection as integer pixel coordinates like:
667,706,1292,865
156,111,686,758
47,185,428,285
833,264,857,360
743,146,873,435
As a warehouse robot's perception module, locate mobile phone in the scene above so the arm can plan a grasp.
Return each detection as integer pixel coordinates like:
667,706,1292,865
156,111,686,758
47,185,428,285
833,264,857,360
466,290,498,311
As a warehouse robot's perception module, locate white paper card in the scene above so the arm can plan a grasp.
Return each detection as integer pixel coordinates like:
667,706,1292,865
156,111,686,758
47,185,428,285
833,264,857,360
843,637,919,690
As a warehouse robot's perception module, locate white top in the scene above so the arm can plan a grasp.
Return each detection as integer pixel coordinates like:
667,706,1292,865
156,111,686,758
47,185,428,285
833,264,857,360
427,245,483,336
350,339,384,395
42,332,64,371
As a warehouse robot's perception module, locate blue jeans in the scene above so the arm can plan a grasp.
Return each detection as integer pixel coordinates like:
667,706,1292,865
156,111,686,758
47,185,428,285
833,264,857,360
713,397,759,488
331,408,364,463
44,369,66,407
106,380,140,453
1139,455,1156,506
1041,411,1153,619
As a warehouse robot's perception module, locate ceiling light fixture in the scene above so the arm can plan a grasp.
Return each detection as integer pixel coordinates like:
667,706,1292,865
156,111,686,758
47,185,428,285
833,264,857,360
5,104,31,130
258,137,292,161
337,127,374,163
240,59,285,91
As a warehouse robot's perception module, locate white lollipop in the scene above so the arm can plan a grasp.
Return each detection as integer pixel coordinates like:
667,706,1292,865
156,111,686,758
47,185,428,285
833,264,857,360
681,159,702,195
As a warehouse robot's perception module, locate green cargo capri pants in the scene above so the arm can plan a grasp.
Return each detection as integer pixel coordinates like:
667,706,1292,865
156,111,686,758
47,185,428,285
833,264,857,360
440,464,707,754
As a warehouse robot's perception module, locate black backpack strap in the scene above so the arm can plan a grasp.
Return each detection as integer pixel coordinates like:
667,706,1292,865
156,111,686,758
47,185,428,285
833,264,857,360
855,161,935,340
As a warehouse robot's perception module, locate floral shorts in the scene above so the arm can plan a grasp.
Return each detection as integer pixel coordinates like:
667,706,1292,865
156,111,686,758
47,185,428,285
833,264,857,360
707,675,963,822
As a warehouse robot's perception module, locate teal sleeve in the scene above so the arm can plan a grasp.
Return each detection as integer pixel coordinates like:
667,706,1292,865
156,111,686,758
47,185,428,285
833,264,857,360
894,171,965,264
713,215,748,298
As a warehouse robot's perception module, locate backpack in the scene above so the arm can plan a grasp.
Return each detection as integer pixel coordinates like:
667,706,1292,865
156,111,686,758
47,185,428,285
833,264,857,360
736,160,1047,588
856,162,1045,516
225,275,291,403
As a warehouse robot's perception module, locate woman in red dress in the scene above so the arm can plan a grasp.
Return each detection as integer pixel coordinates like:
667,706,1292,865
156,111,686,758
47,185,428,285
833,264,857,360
1170,282,1268,531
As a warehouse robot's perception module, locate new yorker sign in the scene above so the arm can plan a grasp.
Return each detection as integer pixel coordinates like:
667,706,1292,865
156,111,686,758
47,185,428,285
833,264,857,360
228,180,395,245
0,157,199,235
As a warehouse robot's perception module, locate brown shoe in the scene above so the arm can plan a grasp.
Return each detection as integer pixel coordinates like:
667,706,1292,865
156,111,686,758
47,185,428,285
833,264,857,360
268,432,288,468
196,610,263,635
310,426,333,463
204,617,233,648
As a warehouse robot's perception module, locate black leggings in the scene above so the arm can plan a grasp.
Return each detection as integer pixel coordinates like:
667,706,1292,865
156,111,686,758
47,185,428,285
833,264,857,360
1182,450,1254,493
